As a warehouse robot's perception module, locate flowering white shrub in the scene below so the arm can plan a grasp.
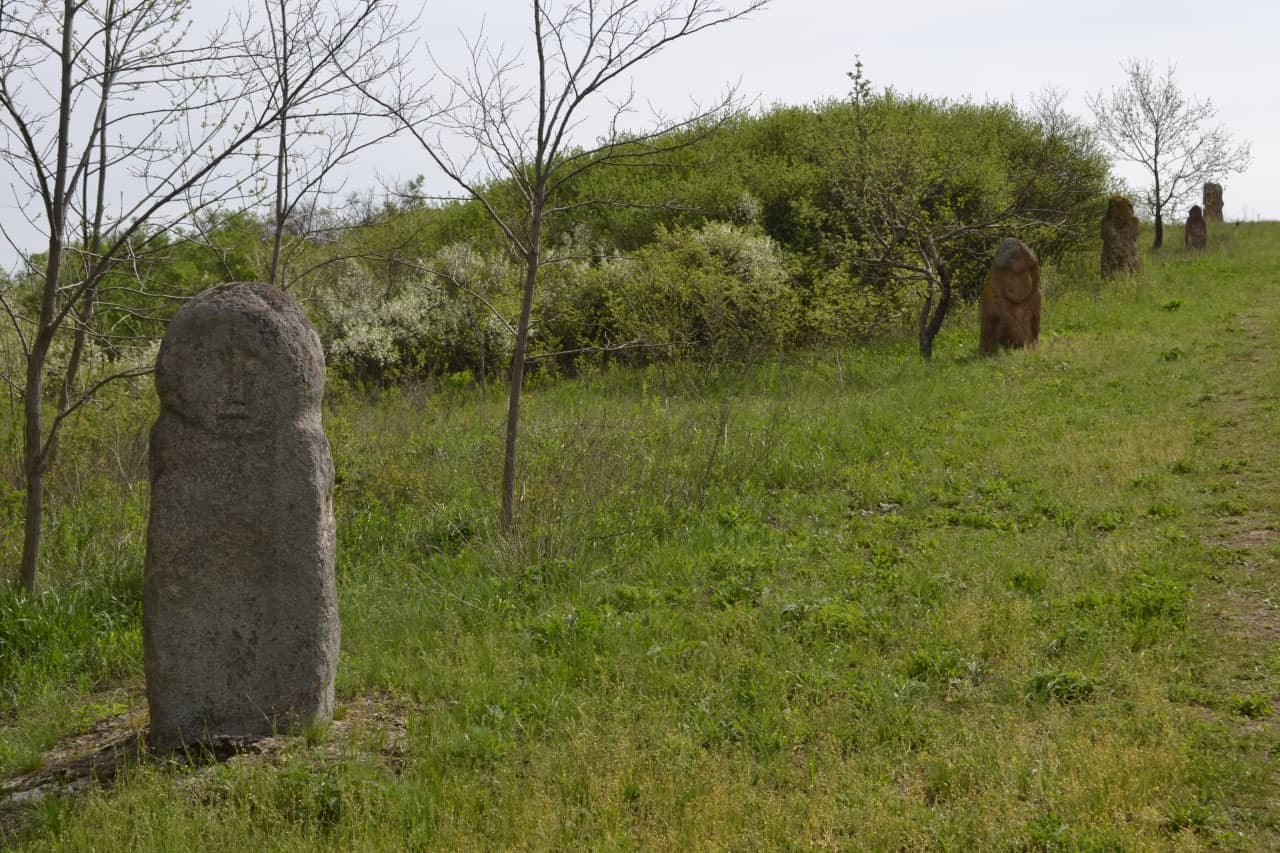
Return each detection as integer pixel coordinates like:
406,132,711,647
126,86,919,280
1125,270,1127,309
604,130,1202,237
316,249,517,382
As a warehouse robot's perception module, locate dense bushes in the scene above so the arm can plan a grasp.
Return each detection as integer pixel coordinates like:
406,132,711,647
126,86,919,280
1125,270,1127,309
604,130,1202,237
300,95,1105,381
597,223,801,365
7,94,1109,388
320,248,517,383
319,223,803,379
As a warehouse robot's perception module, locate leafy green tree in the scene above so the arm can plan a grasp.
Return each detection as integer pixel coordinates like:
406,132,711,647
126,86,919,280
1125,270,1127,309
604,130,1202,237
825,64,1107,359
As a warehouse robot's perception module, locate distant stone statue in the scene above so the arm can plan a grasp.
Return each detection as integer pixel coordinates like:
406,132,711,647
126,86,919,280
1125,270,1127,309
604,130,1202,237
145,283,339,750
1203,183,1224,223
1184,205,1208,250
1100,195,1141,279
980,238,1041,354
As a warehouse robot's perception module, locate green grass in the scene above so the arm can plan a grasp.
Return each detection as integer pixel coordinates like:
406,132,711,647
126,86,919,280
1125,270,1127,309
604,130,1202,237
4,224,1280,849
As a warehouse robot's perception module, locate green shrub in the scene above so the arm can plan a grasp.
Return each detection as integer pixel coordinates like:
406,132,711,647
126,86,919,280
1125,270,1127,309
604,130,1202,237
604,222,801,365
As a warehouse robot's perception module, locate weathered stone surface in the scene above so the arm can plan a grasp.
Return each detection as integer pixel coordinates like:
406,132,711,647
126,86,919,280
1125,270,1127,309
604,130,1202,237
1185,205,1208,250
980,238,1041,354
1203,182,1224,223
1100,195,1141,279
145,282,338,750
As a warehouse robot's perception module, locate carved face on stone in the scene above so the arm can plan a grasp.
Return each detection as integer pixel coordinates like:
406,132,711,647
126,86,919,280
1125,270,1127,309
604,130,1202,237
156,283,324,436
171,316,284,434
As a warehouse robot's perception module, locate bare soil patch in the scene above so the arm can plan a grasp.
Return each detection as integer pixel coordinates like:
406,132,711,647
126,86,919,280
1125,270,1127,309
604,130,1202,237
0,692,409,840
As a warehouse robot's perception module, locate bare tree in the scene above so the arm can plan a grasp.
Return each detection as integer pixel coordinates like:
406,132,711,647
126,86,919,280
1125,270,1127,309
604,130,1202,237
240,0,410,291
0,0,401,593
378,0,769,532
1088,59,1251,249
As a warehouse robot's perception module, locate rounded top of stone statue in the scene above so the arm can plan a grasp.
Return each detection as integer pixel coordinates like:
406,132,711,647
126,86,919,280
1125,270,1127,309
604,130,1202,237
1106,196,1135,217
156,282,324,435
992,237,1036,271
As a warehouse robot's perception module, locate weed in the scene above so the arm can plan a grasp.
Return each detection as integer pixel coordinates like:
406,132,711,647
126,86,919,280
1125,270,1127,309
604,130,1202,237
1229,694,1272,719
1120,573,1186,624
1162,798,1215,834
1027,670,1096,704
906,643,973,684
1023,811,1071,850
1008,570,1044,595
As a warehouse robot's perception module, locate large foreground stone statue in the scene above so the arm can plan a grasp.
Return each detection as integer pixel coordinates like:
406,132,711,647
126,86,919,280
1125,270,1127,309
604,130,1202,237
980,238,1041,354
145,282,339,749
1100,196,1141,279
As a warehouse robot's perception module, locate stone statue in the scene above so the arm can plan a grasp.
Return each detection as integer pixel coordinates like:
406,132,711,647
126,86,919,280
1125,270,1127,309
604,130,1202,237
1100,196,1141,279
980,238,1041,354
1202,183,1224,224
144,282,339,749
1185,205,1208,250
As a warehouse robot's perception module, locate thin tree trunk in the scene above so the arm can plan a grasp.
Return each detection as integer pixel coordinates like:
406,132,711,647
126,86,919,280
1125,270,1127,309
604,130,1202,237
51,282,96,462
917,240,952,361
20,470,44,593
20,341,49,595
1152,172,1164,249
269,1,289,287
918,292,936,361
20,0,77,594
475,315,486,402
55,24,111,466
269,112,288,286
22,285,62,594
500,222,542,533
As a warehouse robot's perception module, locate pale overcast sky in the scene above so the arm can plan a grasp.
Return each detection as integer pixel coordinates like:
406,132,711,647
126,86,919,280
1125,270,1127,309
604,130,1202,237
1,0,1273,270
418,0,1276,220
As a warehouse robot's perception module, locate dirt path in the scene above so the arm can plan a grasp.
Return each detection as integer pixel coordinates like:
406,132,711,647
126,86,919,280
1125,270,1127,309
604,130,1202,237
1202,314,1280,634
1193,309,1280,838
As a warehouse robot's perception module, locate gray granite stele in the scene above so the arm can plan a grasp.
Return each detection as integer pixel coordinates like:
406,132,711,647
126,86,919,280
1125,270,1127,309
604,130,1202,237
144,282,339,750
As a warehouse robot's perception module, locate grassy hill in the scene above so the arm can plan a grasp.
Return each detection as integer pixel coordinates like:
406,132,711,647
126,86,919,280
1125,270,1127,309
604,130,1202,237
3,224,1280,849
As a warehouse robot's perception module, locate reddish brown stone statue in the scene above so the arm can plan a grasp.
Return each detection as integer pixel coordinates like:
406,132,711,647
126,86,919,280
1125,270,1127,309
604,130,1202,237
1100,196,1141,279
1184,205,1207,250
1202,183,1224,223
980,238,1041,355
